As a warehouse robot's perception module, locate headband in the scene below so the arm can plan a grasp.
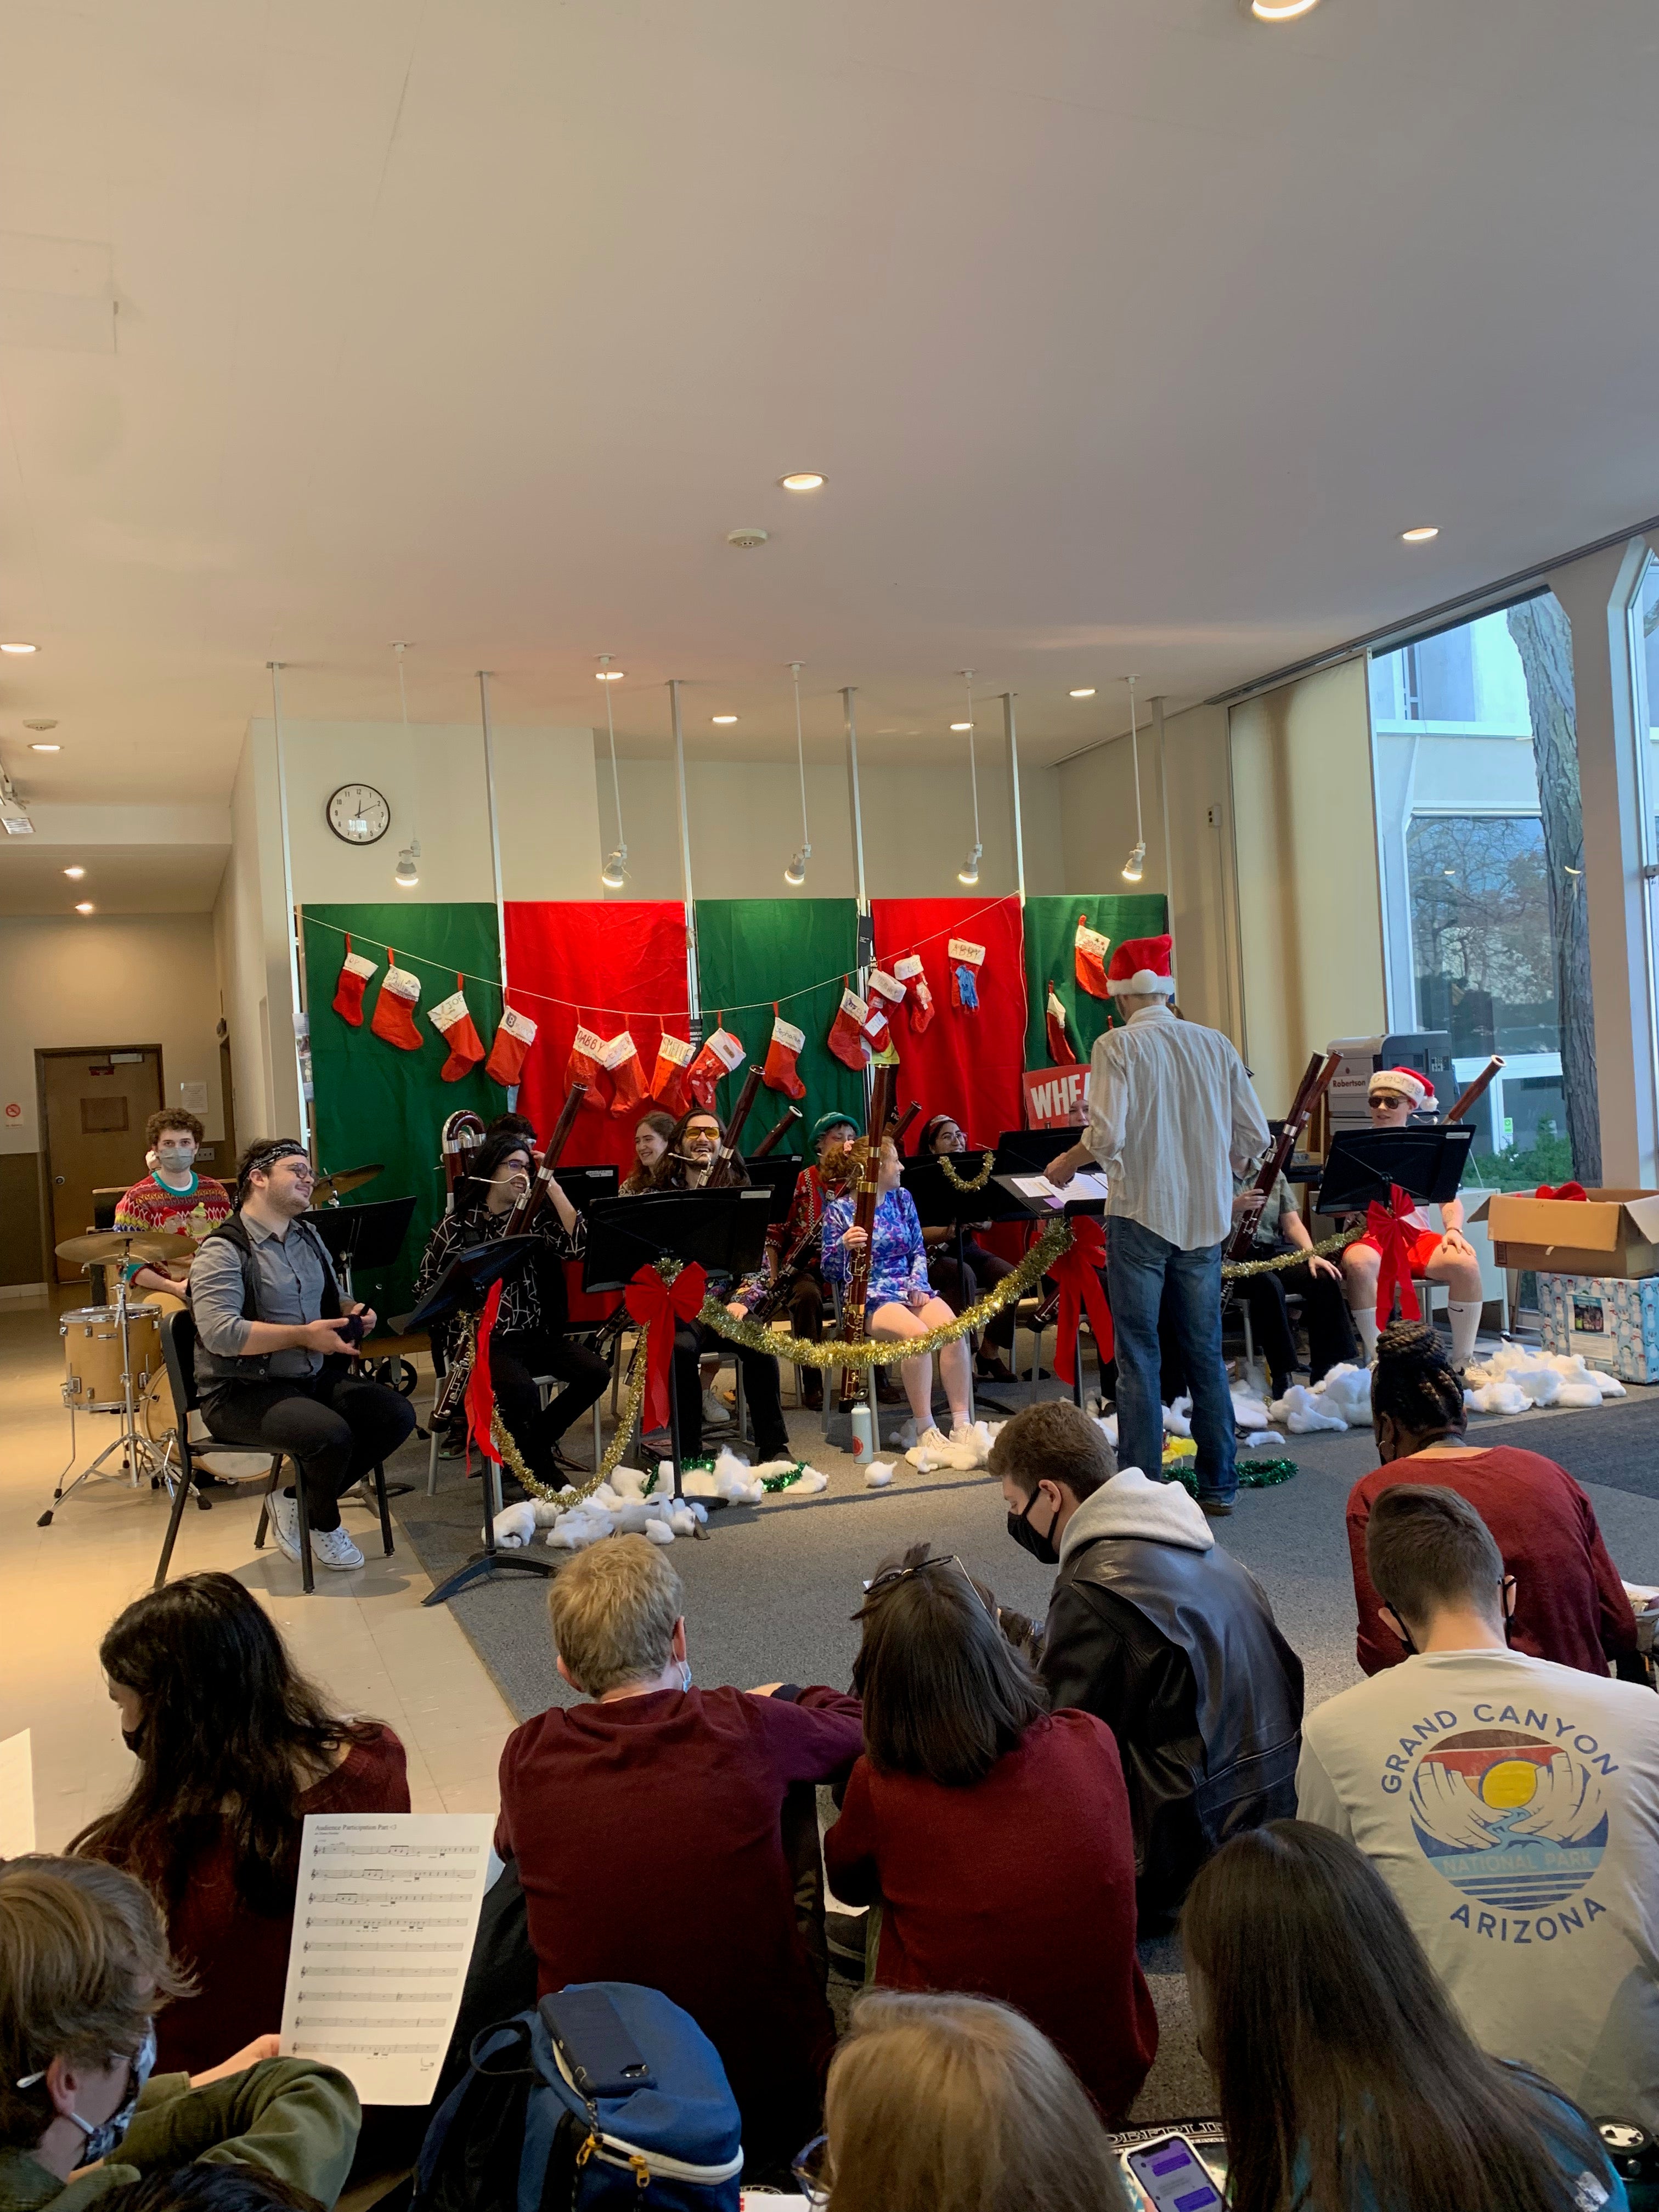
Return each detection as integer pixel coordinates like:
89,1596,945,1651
239,1139,309,1187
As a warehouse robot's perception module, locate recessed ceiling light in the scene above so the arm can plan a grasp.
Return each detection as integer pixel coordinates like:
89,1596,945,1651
1070,687,1096,699
1401,525,1440,543
63,866,84,879
0,641,37,654
1244,0,1322,18
74,901,94,913
779,472,826,492
30,742,60,752
595,668,625,680
712,714,738,725
950,721,972,732
23,719,56,730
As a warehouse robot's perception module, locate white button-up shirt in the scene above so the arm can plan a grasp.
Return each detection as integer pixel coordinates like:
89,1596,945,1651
1085,1003,1270,1250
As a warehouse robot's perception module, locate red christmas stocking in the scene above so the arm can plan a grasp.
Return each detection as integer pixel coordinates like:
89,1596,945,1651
686,1022,746,1111
603,1030,650,1117
762,1006,807,1100
370,953,424,1051
566,1024,612,1110
1046,981,1079,1066
484,1005,538,1089
429,977,486,1082
893,953,934,1035
331,934,377,1027
948,937,985,1013
1075,916,1113,1000
651,1034,695,1115
828,982,872,1070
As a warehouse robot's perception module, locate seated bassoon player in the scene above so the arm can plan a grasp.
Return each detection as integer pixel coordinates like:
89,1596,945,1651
759,1110,857,1411
116,1109,232,1305
647,1105,793,1465
1341,1065,1485,1367
915,1111,1018,1383
414,1129,611,1487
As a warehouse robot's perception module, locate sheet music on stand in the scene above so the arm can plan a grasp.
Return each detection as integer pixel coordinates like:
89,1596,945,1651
0,1729,35,1858
278,1811,494,2105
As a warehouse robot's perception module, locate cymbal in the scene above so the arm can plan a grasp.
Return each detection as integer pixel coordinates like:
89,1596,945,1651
312,1162,385,1204
54,1229,203,1268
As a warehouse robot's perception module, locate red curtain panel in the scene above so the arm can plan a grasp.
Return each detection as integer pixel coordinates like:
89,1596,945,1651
869,896,1028,1150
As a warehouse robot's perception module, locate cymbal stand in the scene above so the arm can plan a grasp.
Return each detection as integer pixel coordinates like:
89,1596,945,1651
40,1266,179,1526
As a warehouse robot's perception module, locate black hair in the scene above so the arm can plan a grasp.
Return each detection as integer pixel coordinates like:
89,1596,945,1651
1373,1318,1468,1445
233,1138,307,1195
457,1130,537,1211
96,2170,321,2212
486,1112,540,1146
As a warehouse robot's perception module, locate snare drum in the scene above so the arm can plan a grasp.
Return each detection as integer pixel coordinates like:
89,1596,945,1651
60,1305,162,1413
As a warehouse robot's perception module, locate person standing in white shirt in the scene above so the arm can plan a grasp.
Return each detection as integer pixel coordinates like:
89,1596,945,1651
1297,1481,1659,2132
1047,935,1268,1511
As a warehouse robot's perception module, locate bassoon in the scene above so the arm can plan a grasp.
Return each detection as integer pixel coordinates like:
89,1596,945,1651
1443,1055,1505,1127
749,1104,804,1159
1224,1050,1341,1268
887,1099,921,1150
838,1064,898,1409
709,1064,767,1186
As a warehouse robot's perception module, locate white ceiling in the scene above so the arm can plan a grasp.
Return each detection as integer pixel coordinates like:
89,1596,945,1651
1,0,1657,804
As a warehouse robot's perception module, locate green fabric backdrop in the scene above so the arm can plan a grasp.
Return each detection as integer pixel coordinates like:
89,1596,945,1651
692,898,864,1148
301,903,503,1322
1022,893,1170,1069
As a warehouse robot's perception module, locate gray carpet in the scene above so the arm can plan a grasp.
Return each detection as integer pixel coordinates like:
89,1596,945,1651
383,1382,1659,2123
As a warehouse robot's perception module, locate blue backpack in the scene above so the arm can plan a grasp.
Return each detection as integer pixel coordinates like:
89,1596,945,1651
414,1983,744,2212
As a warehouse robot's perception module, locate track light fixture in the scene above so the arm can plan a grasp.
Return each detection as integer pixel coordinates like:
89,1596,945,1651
394,841,421,887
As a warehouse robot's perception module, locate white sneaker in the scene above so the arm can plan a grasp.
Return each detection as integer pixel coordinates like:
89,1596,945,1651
702,1389,729,1427
311,1523,365,1572
267,1490,303,1561
905,1426,952,1468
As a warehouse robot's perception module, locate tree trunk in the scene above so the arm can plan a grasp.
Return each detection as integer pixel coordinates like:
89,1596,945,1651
1506,596,1601,1183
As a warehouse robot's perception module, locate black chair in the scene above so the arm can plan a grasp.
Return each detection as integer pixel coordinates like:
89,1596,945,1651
154,1309,395,1594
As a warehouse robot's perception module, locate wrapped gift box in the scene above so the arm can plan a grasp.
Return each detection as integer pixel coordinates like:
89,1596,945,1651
1536,1271,1659,1383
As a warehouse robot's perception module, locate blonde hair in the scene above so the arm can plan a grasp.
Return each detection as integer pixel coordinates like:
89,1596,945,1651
823,1991,1128,2212
548,1535,684,1697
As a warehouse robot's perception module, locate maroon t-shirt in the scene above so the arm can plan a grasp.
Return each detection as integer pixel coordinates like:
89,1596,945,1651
1347,1448,1637,1678
823,1709,1158,2120
498,1685,861,2174
147,1725,410,2076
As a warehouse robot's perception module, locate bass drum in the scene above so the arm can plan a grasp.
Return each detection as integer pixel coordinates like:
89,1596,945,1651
61,1305,162,1413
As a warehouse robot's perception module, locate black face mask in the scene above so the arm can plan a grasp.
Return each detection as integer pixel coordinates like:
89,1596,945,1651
121,1722,145,1755
1006,1487,1060,1567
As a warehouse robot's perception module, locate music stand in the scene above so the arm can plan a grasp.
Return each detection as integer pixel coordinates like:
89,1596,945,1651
393,1237,551,1609
1317,1126,1474,1214
743,1156,804,1225
302,1196,417,1305
901,1159,1034,1418
996,1126,1087,1175
552,1164,620,1214
583,1188,772,1499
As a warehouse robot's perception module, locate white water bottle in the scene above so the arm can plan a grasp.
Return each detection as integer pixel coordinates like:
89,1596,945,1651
850,1401,875,1463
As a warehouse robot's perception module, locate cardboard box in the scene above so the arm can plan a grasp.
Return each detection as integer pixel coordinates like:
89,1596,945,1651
1536,1272,1659,1383
1467,1189,1659,1279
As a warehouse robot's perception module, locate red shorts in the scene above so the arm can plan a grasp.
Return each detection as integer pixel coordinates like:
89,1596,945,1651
1356,1225,1443,1274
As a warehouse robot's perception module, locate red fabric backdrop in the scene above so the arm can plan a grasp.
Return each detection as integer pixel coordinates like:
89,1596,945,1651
870,896,1029,1149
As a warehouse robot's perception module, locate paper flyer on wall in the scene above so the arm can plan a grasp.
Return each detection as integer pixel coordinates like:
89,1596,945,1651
278,1811,495,2104
0,1731,35,1859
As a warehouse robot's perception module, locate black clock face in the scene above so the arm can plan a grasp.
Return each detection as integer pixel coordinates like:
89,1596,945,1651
327,785,391,845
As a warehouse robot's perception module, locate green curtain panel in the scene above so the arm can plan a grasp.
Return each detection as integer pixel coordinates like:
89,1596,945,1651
692,898,865,1147
1022,893,1170,1069
301,903,503,1322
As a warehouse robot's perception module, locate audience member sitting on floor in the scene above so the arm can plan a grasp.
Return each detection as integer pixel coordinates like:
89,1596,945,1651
1183,1820,1628,2212
1299,1482,1659,2133
0,1859,359,2212
822,1543,1156,2120
990,1400,1304,1931
70,1573,408,2079
495,1536,864,2181
1350,1318,1638,1678
797,1989,1129,2212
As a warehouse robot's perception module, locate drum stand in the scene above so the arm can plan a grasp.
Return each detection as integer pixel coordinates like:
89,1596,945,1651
40,1273,180,1526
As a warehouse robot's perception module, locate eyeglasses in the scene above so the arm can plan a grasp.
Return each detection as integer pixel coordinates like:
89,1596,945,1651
792,2133,831,2208
862,1552,966,1596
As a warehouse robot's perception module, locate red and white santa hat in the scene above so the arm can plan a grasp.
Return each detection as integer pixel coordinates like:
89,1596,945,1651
1105,934,1176,998
1368,1064,1432,1106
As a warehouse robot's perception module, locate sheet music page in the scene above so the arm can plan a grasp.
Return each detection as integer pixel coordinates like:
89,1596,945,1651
0,1731,35,1858
278,1812,494,2104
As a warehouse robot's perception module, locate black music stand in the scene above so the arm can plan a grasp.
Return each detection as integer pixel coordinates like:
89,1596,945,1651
996,1126,1087,1175
1317,1126,1474,1215
901,1158,1034,1417
744,1156,804,1225
553,1164,620,1214
302,1197,417,1306
393,1237,552,1609
583,1188,772,1501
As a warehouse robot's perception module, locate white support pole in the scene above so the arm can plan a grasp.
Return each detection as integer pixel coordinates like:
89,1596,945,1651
267,661,311,1152
478,671,511,1006
669,679,702,1028
843,685,867,912
1001,691,1025,902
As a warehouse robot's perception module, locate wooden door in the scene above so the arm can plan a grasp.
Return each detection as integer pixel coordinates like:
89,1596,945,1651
40,1048,163,1285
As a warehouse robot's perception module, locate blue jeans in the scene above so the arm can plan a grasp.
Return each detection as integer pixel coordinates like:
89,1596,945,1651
1107,1216,1236,1504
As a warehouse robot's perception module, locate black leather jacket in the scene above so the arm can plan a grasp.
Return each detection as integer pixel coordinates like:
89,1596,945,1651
1040,1523,1304,1929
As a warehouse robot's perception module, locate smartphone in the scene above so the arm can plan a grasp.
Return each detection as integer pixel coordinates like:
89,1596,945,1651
540,1988,657,2099
1122,2135,1224,2212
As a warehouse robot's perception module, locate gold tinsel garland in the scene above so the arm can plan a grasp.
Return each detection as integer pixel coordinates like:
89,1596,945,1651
463,1311,652,1509
1220,1225,1362,1280
938,1150,996,1193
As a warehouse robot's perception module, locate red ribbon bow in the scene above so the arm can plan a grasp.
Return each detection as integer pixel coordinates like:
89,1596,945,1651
1048,1216,1114,1386
1535,1182,1588,1202
625,1261,709,1433
1363,1196,1421,1329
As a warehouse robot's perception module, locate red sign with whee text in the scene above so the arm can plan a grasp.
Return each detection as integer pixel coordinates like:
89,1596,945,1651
1023,1064,1091,1130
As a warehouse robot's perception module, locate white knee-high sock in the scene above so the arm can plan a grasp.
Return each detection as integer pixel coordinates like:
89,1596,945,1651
1351,1302,1379,1360
1447,1298,1482,1365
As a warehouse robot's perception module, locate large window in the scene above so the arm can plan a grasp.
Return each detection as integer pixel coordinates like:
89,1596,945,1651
1629,553,1659,1134
1369,596,1596,1189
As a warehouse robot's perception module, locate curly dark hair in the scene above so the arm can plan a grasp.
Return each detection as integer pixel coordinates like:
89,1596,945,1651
1372,1318,1467,1445
144,1109,205,1148
69,1573,380,1916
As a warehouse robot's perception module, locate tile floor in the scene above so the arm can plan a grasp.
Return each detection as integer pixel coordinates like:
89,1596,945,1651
0,1294,514,1850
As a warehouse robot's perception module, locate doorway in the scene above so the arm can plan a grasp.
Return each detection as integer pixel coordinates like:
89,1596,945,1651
38,1047,164,1285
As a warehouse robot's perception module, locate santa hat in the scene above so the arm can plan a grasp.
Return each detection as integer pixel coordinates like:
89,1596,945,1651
1368,1064,1432,1106
1105,934,1176,998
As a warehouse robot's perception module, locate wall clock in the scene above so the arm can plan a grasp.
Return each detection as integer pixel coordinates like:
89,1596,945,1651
326,785,391,845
